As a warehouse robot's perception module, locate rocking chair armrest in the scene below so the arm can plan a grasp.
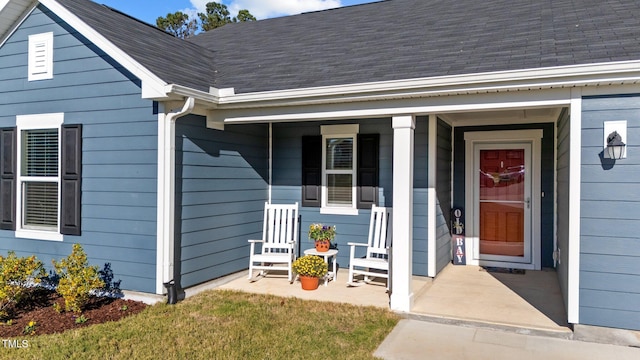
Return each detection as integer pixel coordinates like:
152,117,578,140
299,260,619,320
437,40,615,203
347,242,368,247
248,239,265,243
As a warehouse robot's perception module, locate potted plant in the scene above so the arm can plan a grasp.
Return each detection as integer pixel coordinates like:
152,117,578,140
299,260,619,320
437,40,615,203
292,255,328,290
308,223,336,252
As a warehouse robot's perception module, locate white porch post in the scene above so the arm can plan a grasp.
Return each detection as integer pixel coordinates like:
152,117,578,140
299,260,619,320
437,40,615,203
390,115,415,312
567,88,582,324
427,114,437,277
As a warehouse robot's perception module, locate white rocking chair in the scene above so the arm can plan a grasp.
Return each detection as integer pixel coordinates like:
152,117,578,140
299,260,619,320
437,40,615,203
347,205,392,289
248,202,299,283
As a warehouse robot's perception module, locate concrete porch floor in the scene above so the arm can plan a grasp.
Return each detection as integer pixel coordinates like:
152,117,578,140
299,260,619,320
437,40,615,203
215,263,570,336
411,264,571,337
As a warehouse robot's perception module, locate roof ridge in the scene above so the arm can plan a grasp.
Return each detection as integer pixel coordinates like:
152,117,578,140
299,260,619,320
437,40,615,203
300,0,387,16
98,4,166,34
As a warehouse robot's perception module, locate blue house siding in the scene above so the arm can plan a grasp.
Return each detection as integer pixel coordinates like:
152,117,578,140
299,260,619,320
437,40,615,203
176,117,268,288
272,119,430,272
271,118,430,276
555,109,571,312
436,119,453,274
453,123,556,268
579,94,640,330
0,6,158,292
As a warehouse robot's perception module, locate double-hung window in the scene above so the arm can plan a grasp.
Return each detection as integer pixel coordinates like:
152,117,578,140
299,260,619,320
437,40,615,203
16,114,63,240
0,115,81,239
322,125,358,214
301,124,379,214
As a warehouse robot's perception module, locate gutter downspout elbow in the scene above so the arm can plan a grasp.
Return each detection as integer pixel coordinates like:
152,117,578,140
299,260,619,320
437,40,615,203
167,97,196,123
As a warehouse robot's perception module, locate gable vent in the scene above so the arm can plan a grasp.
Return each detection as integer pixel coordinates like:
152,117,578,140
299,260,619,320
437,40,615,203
28,32,53,81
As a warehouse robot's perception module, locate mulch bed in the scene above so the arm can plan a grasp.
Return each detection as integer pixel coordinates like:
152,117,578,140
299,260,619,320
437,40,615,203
0,287,148,337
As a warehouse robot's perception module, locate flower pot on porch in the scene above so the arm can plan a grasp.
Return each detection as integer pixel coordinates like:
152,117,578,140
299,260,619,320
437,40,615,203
299,275,320,290
315,240,330,252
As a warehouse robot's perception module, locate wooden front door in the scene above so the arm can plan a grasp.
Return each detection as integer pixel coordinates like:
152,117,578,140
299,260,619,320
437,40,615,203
474,143,532,264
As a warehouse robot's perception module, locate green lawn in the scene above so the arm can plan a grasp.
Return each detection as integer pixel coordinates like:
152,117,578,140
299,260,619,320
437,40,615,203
1,290,399,360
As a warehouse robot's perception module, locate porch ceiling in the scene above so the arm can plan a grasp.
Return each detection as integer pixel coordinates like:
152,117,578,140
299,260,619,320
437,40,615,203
441,106,563,126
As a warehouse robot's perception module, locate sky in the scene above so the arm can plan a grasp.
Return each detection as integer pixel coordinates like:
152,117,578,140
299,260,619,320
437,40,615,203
94,0,378,25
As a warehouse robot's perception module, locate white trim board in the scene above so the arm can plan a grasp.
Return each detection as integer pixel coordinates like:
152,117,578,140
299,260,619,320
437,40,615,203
214,90,572,125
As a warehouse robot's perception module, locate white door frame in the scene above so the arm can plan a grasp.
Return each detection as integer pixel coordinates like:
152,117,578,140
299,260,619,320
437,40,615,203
464,130,543,270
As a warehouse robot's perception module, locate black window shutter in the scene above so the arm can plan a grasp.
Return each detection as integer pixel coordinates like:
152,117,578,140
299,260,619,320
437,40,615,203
357,133,379,209
0,128,16,230
301,135,322,207
60,124,82,236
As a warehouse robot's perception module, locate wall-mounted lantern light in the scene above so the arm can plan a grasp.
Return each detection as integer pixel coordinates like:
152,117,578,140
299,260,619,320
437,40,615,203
604,121,627,160
607,131,626,160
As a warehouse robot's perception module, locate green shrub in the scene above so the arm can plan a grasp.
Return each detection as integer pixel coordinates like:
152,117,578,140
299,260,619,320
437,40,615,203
0,251,45,319
52,244,104,313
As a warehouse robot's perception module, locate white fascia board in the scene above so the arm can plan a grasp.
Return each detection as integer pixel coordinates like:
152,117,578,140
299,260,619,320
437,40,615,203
216,60,640,107
39,0,168,99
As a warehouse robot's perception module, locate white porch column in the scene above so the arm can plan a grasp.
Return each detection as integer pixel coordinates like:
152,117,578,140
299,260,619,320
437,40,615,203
390,115,415,312
567,88,582,324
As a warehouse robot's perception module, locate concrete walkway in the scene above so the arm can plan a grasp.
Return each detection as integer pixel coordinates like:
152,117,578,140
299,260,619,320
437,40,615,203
195,265,640,358
375,319,640,360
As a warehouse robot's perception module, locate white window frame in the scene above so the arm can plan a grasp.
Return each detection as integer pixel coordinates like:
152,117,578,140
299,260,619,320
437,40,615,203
15,113,64,241
28,32,54,81
320,124,359,215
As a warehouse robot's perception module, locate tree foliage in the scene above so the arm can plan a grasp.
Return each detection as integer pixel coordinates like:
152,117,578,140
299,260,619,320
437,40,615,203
156,2,256,38
156,11,198,39
198,2,232,32
235,9,257,23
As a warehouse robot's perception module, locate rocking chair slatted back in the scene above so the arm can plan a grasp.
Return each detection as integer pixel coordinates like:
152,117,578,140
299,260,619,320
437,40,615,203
368,205,392,258
263,203,299,249
347,205,392,289
248,202,299,283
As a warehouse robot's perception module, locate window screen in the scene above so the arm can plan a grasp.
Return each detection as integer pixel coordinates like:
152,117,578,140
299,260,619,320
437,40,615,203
21,128,58,229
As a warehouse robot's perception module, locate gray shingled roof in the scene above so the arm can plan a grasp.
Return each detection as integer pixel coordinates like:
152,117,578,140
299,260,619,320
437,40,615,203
56,0,216,92
52,0,640,95
189,0,640,94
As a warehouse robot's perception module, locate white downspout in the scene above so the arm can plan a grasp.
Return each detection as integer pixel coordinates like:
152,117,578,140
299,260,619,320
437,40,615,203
268,123,273,204
156,97,195,294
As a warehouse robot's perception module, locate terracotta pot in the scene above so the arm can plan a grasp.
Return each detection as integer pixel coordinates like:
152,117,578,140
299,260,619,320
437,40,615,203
315,240,330,252
299,275,320,290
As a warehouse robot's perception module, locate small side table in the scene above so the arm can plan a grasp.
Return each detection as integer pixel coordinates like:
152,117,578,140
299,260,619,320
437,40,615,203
303,248,338,286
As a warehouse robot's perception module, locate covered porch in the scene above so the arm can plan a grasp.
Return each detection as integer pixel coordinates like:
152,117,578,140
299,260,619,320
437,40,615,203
213,264,570,337
176,79,579,328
